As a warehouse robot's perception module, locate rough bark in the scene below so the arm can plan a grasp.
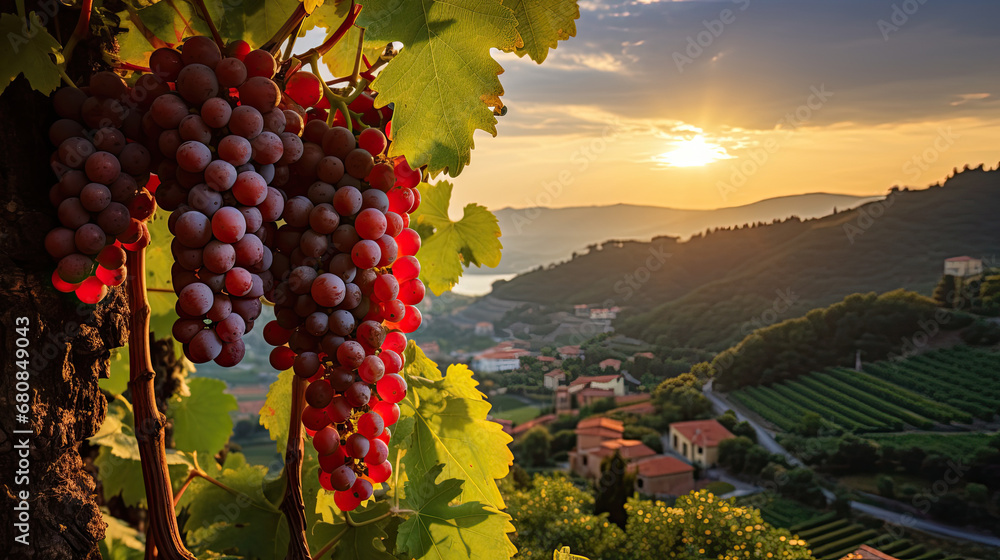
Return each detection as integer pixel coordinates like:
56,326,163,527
0,73,128,558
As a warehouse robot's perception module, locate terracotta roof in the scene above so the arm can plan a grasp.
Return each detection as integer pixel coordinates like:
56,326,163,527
475,322,492,327
839,545,900,560
577,416,624,431
557,345,583,355
576,427,626,440
599,358,622,369
945,256,977,262
670,419,735,447
544,369,566,378
570,374,621,387
537,356,558,362
632,352,655,360
511,414,557,435
630,456,694,478
593,439,657,460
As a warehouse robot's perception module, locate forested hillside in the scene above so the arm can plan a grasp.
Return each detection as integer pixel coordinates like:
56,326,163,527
491,167,1000,350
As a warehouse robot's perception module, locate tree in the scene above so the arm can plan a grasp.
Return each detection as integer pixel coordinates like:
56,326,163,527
517,426,553,468
0,15,129,557
792,411,824,437
594,451,635,529
933,275,957,308
652,373,712,421
876,475,895,499
718,436,754,472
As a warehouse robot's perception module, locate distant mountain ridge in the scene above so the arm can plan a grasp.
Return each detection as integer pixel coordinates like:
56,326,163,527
489,167,1000,350
490,193,880,274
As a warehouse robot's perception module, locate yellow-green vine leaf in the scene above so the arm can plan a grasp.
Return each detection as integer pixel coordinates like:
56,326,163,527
358,0,520,176
0,13,63,95
167,377,238,457
398,346,513,510
98,511,146,560
259,368,294,452
182,459,289,559
502,0,580,63
410,181,502,295
303,0,324,14
397,464,517,560
310,501,396,560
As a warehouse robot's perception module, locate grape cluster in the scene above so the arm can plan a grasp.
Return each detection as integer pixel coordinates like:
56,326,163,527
260,113,425,511
46,72,157,303
138,37,307,366
44,33,429,512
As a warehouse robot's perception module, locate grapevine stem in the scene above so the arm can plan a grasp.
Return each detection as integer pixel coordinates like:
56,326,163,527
190,469,241,498
349,28,365,87
125,248,196,560
172,470,199,507
61,0,93,67
57,67,77,88
280,375,313,559
190,0,224,50
295,3,362,60
282,19,305,63
263,3,308,55
344,510,393,527
392,451,402,510
313,527,348,559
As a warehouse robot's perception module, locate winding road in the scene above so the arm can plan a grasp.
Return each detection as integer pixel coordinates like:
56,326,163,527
702,380,1000,548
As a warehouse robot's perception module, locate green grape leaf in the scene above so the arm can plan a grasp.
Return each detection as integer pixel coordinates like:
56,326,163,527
260,368,295,452
146,210,181,342
95,446,192,507
411,181,502,295
116,0,299,66
98,511,146,560
0,13,63,95
397,464,516,560
502,0,579,63
310,501,396,560
320,25,385,79
398,353,513,510
205,0,301,51
182,460,289,560
167,377,237,456
359,0,520,176
402,342,441,381
91,396,193,506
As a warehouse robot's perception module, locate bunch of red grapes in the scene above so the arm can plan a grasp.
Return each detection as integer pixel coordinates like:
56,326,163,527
44,34,427,511
260,104,426,512
46,72,157,303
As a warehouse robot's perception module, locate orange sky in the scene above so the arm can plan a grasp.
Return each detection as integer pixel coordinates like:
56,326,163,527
445,1,1000,212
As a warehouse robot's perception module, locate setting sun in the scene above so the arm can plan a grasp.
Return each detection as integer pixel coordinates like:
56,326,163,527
656,136,734,167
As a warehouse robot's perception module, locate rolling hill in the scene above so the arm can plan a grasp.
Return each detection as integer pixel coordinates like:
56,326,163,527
490,193,879,274
490,167,1000,350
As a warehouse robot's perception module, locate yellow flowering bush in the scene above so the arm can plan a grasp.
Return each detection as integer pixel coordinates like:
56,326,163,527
506,479,815,560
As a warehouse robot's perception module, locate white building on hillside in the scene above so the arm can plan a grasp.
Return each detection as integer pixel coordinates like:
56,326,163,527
944,256,983,277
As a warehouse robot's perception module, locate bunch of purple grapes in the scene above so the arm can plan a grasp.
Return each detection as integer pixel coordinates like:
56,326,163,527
46,72,157,303
259,114,426,511
143,37,305,366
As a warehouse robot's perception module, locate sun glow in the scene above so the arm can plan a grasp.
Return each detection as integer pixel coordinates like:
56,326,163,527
657,136,734,167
